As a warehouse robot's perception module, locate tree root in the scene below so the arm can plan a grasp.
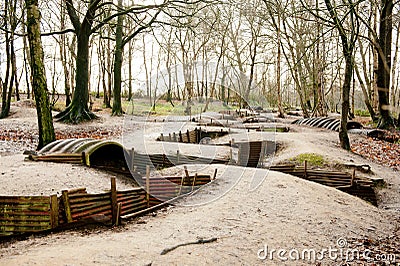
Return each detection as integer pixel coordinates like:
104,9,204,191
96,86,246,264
55,104,98,124
160,237,217,255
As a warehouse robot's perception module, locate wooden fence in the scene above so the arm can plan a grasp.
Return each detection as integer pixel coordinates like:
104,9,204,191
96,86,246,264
270,162,378,205
156,128,228,144
0,172,211,237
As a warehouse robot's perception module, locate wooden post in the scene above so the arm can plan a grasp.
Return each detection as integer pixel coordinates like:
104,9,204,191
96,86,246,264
146,165,150,207
177,150,180,164
178,175,185,196
61,190,73,223
111,177,117,225
130,148,135,172
213,168,218,180
259,141,266,167
184,166,190,184
50,194,59,229
351,169,356,186
169,133,172,142
230,139,234,162
186,129,190,143
116,203,122,226
179,131,183,142
179,166,190,195
191,173,197,192
304,160,308,178
81,152,86,166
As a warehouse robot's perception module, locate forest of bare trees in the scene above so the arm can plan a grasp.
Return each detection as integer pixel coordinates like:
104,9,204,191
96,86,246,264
0,0,399,149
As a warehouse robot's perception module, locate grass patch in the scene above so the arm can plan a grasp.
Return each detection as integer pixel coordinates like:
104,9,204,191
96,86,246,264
290,153,326,167
123,98,234,116
354,109,371,117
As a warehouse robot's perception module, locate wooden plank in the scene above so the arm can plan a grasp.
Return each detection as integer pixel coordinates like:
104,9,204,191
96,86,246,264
116,203,122,226
62,190,73,223
50,194,59,229
191,173,197,192
146,165,150,208
186,130,190,143
111,177,117,225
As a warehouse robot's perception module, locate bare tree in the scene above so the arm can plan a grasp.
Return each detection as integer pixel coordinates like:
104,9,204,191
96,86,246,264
26,0,55,148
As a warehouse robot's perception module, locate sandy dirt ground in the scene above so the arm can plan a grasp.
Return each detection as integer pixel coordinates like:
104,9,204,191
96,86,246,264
0,103,399,265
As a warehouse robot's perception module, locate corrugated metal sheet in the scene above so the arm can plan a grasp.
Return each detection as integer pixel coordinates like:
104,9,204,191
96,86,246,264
33,138,124,167
292,117,363,131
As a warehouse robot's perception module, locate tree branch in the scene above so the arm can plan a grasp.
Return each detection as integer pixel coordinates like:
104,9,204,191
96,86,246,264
65,0,81,33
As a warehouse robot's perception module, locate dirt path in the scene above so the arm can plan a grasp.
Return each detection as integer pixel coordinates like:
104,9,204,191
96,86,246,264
1,165,398,265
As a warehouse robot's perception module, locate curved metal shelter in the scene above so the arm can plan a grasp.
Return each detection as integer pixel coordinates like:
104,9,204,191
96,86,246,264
37,138,125,167
292,117,363,132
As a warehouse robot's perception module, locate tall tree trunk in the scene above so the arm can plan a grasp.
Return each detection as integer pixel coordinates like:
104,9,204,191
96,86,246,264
1,1,12,119
276,17,284,118
324,0,353,150
128,40,133,101
55,29,96,123
59,1,71,106
26,0,55,149
391,21,400,108
55,0,98,123
377,0,395,129
12,38,20,102
106,36,112,109
20,0,31,100
112,0,124,116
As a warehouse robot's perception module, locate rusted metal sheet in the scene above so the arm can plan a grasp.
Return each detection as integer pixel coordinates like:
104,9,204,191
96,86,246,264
0,196,53,236
270,164,377,205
